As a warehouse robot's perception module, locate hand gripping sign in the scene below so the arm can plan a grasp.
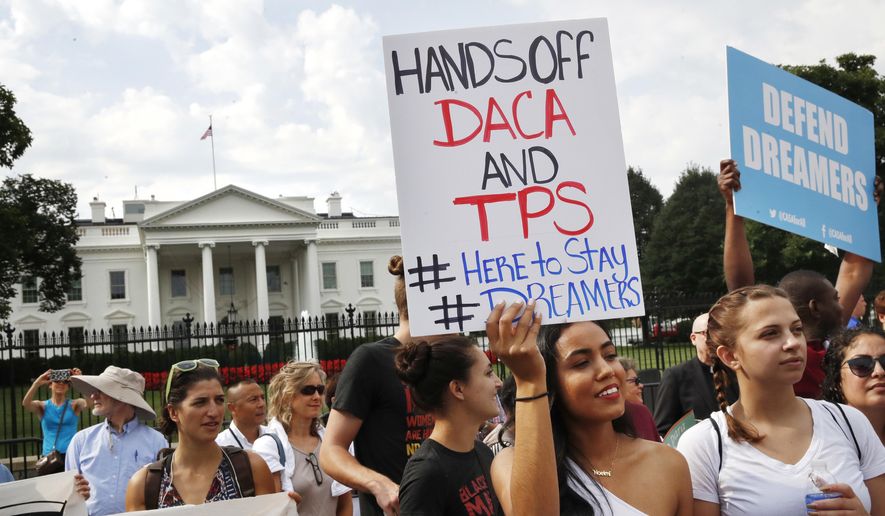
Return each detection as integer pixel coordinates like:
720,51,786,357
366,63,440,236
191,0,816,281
383,19,645,336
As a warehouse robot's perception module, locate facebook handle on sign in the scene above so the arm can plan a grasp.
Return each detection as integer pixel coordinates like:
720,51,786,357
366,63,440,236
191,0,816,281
727,46,879,262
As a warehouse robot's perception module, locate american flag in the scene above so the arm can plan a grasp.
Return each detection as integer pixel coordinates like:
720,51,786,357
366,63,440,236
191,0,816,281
200,125,213,140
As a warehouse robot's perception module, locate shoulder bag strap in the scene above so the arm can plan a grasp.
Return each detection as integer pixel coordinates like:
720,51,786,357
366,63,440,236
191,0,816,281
222,446,255,498
228,427,244,449
709,416,723,472
50,401,69,451
258,432,286,467
831,402,861,461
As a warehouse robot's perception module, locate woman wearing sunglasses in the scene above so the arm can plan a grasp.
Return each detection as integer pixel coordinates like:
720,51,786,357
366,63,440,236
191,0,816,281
254,360,352,516
823,327,885,445
125,359,278,509
22,367,89,474
677,286,885,515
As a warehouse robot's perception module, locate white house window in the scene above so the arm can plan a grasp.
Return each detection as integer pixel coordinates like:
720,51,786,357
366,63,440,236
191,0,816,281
67,277,82,302
171,269,187,297
109,271,126,300
21,276,38,304
322,263,337,290
266,265,282,293
23,329,39,357
325,312,340,337
69,326,85,354
360,261,374,288
219,267,235,295
111,324,128,346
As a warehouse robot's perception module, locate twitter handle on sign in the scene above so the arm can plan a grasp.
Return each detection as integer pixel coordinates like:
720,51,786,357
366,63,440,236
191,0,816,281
769,208,807,228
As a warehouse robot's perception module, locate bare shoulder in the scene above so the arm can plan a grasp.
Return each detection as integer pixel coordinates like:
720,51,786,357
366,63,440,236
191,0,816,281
490,446,514,478
125,465,149,510
245,449,275,495
626,437,688,472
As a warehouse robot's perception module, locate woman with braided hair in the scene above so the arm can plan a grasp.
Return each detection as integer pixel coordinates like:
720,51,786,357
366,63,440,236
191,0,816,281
822,328,885,445
677,285,885,515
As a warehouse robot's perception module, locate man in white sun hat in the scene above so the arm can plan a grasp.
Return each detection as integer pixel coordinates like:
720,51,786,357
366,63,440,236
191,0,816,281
65,366,167,516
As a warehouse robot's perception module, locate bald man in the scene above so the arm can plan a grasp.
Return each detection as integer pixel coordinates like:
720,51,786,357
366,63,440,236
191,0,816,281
653,313,739,436
216,378,268,450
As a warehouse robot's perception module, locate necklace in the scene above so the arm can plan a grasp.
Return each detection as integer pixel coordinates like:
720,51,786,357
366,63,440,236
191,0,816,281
590,435,620,478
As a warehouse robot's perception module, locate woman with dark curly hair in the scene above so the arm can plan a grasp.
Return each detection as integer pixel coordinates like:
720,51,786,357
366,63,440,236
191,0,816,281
488,302,691,515
125,359,280,510
823,327,885,444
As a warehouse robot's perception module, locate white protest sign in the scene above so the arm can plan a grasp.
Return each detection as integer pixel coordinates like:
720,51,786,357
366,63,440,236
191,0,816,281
109,492,297,516
384,18,644,336
0,470,87,516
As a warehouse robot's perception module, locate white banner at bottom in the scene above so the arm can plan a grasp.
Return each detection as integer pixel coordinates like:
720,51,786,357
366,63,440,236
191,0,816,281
110,492,298,516
0,470,87,516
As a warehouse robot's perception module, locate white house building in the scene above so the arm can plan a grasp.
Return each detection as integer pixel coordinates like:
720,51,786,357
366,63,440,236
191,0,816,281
8,185,403,346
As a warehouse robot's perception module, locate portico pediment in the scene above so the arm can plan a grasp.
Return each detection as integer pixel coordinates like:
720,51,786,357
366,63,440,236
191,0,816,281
140,185,321,229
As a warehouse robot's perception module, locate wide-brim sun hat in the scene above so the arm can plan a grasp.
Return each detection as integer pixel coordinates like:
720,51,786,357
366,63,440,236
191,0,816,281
70,365,157,420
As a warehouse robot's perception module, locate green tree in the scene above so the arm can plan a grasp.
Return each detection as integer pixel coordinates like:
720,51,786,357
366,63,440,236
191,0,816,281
738,54,885,287
0,84,81,320
0,175,82,320
627,166,664,265
0,84,33,169
643,165,725,293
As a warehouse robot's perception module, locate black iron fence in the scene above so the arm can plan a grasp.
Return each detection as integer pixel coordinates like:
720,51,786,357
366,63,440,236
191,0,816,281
1,294,722,478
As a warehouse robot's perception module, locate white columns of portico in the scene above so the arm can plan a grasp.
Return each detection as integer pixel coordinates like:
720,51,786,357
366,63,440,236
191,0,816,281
145,244,161,327
199,242,217,326
253,240,270,323
304,240,321,316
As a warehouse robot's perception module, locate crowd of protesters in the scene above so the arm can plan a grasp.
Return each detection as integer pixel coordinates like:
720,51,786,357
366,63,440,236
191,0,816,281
1,159,885,515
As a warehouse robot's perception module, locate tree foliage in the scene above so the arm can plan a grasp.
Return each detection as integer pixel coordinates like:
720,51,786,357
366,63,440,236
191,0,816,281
0,84,32,169
0,84,81,321
0,174,82,320
627,166,664,265
643,165,725,293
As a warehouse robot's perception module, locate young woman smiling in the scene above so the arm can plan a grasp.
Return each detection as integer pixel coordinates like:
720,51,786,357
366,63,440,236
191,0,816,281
678,286,885,515
488,302,691,515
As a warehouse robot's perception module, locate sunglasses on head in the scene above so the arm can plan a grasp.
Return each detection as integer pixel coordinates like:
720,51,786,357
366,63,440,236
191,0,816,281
165,358,220,400
843,355,885,378
300,384,325,396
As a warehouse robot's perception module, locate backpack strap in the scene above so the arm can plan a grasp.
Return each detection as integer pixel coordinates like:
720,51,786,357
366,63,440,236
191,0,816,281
257,432,286,467
143,452,173,510
823,401,861,462
221,446,255,498
709,416,723,472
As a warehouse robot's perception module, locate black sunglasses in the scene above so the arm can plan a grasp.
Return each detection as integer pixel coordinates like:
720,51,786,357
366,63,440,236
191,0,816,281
300,384,325,396
306,452,323,486
843,355,885,378
625,377,642,386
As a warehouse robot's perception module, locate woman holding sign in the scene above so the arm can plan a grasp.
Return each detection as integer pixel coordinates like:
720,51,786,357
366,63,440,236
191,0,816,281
488,302,692,515
677,286,885,515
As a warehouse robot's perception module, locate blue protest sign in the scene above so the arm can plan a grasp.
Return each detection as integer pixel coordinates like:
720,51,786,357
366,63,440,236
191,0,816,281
727,47,879,261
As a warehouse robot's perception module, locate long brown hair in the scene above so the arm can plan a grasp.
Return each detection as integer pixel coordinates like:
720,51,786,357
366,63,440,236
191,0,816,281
707,285,791,443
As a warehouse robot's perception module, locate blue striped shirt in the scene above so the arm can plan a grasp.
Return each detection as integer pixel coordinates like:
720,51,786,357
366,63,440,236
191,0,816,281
65,418,166,516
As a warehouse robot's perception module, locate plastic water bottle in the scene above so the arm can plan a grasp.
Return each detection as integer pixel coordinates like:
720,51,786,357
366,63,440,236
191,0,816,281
805,461,841,513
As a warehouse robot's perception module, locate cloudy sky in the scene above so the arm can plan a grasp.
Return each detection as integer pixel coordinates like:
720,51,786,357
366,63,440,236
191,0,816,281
1,0,883,218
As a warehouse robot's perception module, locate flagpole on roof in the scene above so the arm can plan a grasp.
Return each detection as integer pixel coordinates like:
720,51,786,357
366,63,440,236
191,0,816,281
201,115,217,190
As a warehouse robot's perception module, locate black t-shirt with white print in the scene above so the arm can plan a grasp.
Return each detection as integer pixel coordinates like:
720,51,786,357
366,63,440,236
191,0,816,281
333,336,434,516
399,439,500,516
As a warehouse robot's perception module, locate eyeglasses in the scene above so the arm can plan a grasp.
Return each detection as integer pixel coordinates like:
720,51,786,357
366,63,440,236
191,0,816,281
843,355,885,378
691,330,707,336
305,452,323,486
299,384,325,396
165,358,220,400
625,377,642,386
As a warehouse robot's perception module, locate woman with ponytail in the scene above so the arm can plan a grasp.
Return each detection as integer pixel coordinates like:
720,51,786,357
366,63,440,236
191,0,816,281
677,285,885,515
395,336,503,514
